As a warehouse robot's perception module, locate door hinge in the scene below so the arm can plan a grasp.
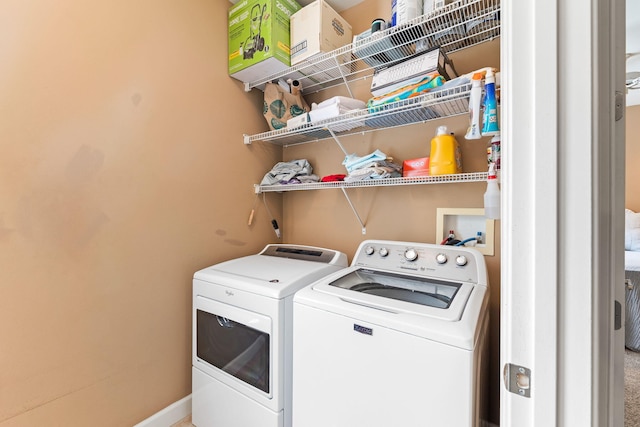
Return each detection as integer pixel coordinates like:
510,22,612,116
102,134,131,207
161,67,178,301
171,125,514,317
615,91,624,121
504,363,531,398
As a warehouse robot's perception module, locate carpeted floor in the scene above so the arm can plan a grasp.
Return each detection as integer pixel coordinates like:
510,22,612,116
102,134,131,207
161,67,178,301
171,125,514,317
626,349,640,426
170,415,193,427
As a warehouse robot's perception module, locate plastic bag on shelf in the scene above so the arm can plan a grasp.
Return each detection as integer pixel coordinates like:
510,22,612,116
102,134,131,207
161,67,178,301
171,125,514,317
263,83,310,131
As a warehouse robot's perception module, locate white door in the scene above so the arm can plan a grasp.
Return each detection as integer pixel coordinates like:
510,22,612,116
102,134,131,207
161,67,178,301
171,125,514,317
501,0,626,425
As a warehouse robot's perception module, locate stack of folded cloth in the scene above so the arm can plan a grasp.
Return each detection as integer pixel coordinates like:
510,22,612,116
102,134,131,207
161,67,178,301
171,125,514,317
342,149,402,182
261,159,320,185
309,96,366,131
310,96,366,121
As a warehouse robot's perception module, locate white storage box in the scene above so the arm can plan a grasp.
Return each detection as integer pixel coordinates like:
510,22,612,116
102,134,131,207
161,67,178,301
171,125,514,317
287,112,310,129
290,0,352,65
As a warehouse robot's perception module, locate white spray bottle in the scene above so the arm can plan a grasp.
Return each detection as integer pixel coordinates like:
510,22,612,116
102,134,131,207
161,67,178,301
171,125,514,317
465,72,483,140
484,163,500,219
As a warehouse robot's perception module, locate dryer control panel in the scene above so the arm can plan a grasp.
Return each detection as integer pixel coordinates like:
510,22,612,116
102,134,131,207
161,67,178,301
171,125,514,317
352,240,487,285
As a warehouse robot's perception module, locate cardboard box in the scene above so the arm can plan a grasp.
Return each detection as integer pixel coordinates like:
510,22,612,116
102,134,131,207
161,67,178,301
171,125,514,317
228,0,301,83
402,157,430,177
290,0,352,65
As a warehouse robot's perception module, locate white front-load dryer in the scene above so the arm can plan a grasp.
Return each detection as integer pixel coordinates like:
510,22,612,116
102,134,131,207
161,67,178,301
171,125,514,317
192,244,347,427
292,240,489,427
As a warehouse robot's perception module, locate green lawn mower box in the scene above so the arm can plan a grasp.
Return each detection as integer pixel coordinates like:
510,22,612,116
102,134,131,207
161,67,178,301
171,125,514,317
228,0,301,83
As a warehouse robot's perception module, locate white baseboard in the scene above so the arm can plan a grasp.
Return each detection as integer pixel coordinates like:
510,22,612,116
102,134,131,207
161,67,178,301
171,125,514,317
132,394,496,427
133,394,191,427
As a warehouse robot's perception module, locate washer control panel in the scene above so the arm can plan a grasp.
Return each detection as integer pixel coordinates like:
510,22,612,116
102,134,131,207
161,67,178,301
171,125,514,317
353,240,483,284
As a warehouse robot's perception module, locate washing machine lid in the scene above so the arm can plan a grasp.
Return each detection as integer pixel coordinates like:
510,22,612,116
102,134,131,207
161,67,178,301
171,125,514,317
194,244,348,299
312,266,473,322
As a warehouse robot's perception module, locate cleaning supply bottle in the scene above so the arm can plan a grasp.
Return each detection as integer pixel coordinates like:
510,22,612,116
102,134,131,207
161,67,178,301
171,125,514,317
481,68,499,136
430,125,462,175
465,73,484,140
484,163,500,219
487,132,501,170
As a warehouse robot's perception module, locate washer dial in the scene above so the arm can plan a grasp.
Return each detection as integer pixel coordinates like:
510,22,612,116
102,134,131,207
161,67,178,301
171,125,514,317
404,248,418,261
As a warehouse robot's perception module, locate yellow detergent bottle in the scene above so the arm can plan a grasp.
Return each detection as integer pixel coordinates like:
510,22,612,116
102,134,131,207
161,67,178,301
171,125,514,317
429,125,462,175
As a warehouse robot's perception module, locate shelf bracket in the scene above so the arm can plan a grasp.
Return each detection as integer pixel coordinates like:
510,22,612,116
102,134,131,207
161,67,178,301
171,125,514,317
328,128,348,156
340,187,366,235
243,134,251,145
333,56,353,98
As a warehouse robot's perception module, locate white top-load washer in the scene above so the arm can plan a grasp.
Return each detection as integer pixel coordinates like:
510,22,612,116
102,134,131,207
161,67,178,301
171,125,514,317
192,244,347,427
292,240,490,427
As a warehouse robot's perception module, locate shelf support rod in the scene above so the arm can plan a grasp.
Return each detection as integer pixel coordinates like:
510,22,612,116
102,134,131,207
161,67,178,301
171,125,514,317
340,187,366,235
328,128,348,156
333,56,353,98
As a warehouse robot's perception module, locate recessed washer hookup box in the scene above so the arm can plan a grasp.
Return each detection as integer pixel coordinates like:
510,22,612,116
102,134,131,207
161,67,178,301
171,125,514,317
228,0,302,84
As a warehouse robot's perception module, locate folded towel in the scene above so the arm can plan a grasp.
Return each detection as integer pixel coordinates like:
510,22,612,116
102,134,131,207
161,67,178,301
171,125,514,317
344,160,402,182
314,96,367,110
342,149,387,173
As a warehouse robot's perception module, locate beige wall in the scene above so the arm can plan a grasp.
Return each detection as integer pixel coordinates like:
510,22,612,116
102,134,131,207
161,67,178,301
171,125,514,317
0,0,501,425
627,105,640,211
0,1,280,425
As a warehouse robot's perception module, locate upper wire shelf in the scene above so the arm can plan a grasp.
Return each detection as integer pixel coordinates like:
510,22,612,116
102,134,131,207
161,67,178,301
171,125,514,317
243,0,500,93
244,82,472,146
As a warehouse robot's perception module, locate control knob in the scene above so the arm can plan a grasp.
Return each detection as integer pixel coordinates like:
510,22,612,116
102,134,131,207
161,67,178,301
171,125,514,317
455,255,468,266
379,247,389,257
435,253,448,264
404,248,418,261
364,246,375,256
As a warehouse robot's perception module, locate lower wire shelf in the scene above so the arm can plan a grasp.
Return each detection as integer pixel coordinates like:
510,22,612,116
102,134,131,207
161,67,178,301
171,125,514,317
255,172,488,193
256,172,488,234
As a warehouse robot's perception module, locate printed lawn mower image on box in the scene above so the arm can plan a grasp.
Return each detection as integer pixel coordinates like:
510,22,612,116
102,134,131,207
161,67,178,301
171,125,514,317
242,3,267,59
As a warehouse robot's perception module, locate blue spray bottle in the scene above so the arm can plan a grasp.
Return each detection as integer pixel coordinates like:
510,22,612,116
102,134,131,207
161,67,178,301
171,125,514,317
481,68,499,136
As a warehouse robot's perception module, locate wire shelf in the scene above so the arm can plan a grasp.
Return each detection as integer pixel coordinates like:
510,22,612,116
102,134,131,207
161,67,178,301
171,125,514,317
256,172,488,193
243,0,500,93
245,82,472,146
